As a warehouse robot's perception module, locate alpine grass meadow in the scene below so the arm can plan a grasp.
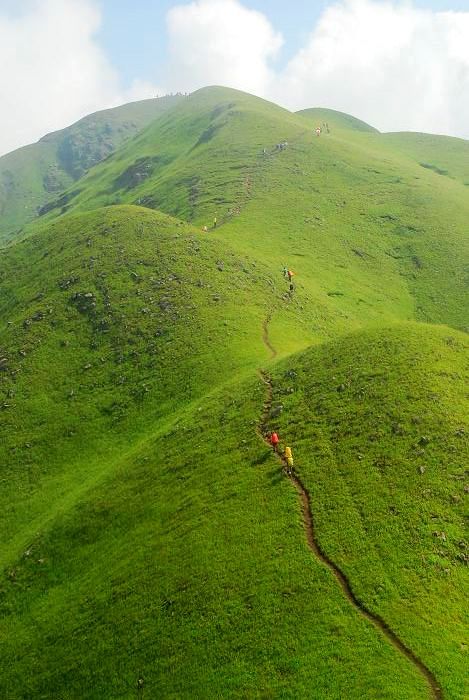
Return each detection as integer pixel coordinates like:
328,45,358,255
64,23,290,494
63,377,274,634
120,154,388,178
0,86,467,699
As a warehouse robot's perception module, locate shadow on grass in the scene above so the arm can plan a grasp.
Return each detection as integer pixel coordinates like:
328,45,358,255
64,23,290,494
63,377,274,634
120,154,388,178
254,450,271,466
266,467,283,485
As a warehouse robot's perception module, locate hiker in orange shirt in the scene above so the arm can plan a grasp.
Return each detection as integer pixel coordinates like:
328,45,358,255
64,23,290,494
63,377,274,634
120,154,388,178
287,269,295,282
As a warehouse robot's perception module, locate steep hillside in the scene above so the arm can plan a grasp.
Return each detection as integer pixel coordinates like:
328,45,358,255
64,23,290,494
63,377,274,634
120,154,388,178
0,204,291,563
0,96,182,244
0,204,443,700
0,86,467,699
35,86,468,336
378,132,469,187
0,371,440,700
269,323,468,700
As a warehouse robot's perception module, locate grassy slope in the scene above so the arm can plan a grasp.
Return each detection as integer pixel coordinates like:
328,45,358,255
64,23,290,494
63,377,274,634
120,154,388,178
0,87,467,698
0,372,431,700
0,206,430,700
0,204,283,562
270,324,468,699
378,132,469,187
0,96,182,244
296,107,379,133
37,86,468,339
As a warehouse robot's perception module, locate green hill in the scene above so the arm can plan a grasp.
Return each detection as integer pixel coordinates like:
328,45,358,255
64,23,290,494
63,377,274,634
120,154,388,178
378,132,469,187
296,107,379,133
270,323,468,700
0,86,467,699
38,86,468,334
0,96,183,245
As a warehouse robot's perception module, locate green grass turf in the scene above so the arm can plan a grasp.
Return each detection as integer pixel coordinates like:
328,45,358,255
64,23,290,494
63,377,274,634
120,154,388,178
36,86,468,335
0,86,467,698
0,96,182,245
377,132,469,187
0,372,434,700
269,323,468,700
296,107,379,133
0,204,288,564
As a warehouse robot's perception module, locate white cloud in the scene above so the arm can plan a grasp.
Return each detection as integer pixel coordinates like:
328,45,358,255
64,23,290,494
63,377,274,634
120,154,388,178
3,0,469,156
164,0,469,139
166,0,283,96
275,0,469,138
0,0,158,157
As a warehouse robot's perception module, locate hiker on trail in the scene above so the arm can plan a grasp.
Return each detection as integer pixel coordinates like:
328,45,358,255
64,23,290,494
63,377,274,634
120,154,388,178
283,266,288,278
289,283,294,294
203,225,208,232
284,446,294,475
213,216,217,228
287,269,294,282
263,148,267,155
315,127,321,137
270,432,279,453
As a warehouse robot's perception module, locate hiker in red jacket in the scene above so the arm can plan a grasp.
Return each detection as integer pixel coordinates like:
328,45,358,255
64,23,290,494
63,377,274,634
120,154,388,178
270,432,279,453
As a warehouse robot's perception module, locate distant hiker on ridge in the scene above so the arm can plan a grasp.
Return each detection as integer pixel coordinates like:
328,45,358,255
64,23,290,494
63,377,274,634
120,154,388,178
270,431,279,453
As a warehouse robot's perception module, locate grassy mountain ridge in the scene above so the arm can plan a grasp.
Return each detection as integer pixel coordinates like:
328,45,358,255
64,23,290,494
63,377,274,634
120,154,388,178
0,96,182,244
0,204,292,564
0,86,467,698
378,132,469,187
0,371,433,700
270,322,468,699
35,86,468,335
296,107,379,133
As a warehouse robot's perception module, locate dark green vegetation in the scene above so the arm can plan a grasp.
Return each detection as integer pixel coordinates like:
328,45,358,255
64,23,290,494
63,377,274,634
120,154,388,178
0,96,182,244
0,87,467,699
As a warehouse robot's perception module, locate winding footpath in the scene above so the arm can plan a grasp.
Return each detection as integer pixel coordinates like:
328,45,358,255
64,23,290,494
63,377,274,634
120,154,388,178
257,315,443,700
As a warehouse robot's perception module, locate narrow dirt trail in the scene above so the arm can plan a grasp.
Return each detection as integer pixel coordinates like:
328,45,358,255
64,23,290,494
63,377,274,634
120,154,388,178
258,316,443,700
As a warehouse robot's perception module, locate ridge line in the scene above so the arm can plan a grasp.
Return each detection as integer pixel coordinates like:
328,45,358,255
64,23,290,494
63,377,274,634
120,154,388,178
257,315,443,700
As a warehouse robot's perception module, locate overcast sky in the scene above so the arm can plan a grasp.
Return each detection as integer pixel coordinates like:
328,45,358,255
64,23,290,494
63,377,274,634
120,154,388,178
1,0,469,156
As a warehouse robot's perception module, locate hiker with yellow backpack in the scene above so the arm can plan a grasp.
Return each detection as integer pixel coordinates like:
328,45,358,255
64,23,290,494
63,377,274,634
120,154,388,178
284,445,294,475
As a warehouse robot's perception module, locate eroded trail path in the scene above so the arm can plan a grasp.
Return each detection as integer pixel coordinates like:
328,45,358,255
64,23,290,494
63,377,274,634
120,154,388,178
257,316,443,700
